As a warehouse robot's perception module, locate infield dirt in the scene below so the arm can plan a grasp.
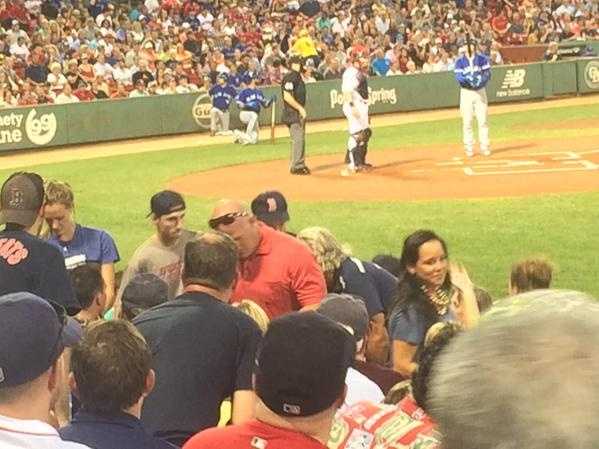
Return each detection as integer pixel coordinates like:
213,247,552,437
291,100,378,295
169,135,599,201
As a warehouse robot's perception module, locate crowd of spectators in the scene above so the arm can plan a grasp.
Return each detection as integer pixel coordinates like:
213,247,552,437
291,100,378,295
4,170,593,449
0,0,597,107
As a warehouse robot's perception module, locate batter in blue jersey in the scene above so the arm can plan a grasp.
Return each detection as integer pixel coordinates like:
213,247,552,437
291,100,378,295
454,38,491,157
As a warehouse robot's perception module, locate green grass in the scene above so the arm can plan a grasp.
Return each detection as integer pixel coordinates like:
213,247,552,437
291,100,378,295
2,101,599,300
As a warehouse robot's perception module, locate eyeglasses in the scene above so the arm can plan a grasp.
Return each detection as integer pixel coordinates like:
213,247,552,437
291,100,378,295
208,211,247,229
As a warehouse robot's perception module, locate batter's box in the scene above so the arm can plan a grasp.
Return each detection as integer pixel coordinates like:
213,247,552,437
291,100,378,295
463,159,599,176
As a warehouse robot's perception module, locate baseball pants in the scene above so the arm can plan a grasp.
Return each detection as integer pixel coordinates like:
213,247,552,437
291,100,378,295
210,108,230,134
289,121,306,170
238,110,259,144
460,87,490,155
343,101,369,167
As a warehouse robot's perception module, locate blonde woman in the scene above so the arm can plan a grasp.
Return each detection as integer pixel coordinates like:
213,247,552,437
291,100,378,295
47,61,67,92
44,181,120,311
235,299,270,334
297,226,396,365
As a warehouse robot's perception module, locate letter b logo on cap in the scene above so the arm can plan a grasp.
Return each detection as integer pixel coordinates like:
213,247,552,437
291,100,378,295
283,403,301,415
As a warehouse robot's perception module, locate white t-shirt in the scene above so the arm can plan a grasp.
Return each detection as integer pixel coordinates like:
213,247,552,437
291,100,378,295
0,414,91,449
93,62,113,78
54,93,80,104
342,367,385,412
145,0,160,13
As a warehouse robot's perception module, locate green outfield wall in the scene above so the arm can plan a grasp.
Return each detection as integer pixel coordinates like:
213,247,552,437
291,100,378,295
1,57,598,153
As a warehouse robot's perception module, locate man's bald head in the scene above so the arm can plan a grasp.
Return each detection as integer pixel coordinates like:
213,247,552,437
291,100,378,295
209,199,260,259
210,199,249,220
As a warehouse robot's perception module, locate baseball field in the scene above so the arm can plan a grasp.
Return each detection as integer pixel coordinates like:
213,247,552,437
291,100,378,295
2,95,599,300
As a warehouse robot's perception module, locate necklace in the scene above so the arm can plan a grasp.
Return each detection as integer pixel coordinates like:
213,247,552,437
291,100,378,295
421,284,451,315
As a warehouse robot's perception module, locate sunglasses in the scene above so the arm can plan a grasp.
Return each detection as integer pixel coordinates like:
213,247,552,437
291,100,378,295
208,211,248,229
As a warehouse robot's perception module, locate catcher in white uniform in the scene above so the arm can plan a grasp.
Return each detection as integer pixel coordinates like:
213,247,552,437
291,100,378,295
341,53,372,176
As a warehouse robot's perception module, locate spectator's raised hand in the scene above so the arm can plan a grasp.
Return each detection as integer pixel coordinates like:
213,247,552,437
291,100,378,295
449,262,479,329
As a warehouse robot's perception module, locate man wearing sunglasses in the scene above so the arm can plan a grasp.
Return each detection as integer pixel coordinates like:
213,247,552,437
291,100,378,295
115,190,197,316
0,172,79,315
208,199,326,318
0,291,87,449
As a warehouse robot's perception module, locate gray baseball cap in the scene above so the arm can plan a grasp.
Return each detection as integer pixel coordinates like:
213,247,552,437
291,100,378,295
317,293,369,342
122,273,168,316
0,173,44,227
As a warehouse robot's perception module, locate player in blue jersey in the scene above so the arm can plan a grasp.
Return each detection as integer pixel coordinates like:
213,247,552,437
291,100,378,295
454,35,491,157
209,73,237,136
233,78,275,145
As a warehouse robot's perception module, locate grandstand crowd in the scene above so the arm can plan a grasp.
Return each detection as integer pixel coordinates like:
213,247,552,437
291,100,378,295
0,0,597,106
2,171,598,449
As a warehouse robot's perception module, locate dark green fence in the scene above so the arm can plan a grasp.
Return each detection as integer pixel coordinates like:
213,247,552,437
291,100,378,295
1,57,597,153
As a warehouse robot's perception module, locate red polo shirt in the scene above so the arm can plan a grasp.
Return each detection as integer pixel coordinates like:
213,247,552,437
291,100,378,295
183,419,327,449
232,224,326,318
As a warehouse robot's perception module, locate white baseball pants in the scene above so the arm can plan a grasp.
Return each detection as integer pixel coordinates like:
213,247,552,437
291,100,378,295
343,101,369,167
460,87,490,155
238,110,259,144
210,108,230,133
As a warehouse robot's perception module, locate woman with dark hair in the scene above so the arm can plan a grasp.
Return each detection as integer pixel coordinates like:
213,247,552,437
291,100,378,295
388,230,479,377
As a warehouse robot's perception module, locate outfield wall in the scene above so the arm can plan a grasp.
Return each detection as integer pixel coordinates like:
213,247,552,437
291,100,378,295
1,57,598,153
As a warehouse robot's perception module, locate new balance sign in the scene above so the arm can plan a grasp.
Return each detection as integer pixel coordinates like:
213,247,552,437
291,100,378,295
496,69,530,98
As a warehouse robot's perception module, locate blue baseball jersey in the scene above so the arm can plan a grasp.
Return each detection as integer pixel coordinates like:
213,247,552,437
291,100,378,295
209,84,237,111
227,73,243,88
235,88,270,113
454,53,491,90
236,70,252,86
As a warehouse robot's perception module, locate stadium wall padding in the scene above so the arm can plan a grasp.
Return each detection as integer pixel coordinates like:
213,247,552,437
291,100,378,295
1,57,598,153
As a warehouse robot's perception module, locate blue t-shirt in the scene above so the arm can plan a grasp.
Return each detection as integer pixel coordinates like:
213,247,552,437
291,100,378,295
388,300,455,347
48,224,120,270
209,84,237,111
60,411,176,449
338,257,397,317
372,57,391,76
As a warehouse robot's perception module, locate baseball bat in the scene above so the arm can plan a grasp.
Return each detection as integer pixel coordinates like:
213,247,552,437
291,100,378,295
270,98,276,144
466,32,473,58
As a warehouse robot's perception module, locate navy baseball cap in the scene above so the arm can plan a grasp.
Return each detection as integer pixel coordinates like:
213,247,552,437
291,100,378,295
255,312,355,417
147,190,185,218
251,191,290,227
0,292,82,388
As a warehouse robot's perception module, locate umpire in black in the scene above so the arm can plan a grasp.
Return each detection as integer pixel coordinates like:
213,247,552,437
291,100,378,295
282,56,310,175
